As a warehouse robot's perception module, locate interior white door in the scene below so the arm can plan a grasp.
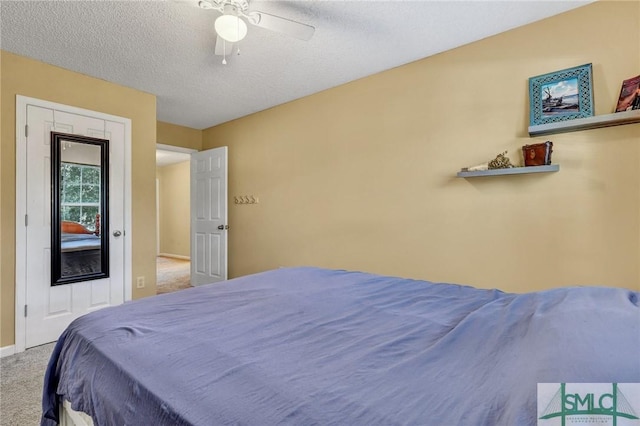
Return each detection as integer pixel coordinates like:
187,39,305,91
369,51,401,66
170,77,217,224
191,147,228,286
23,105,126,348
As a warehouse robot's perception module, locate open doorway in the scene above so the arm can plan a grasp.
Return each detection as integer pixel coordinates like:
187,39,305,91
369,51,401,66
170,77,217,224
156,144,195,294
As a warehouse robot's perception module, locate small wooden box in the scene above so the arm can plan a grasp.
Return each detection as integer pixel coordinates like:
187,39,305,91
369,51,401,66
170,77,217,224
523,141,553,166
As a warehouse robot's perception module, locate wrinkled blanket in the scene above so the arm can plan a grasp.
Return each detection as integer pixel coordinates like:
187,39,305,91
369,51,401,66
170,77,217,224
42,267,640,425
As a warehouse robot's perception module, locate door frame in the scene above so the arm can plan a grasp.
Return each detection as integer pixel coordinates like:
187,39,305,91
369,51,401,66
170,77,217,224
14,95,132,354
156,143,197,258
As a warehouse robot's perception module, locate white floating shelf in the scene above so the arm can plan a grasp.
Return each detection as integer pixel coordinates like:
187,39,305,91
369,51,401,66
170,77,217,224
528,109,640,136
457,164,559,178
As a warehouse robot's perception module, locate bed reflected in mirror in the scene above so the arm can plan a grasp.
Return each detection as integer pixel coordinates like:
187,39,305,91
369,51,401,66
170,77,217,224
51,132,109,286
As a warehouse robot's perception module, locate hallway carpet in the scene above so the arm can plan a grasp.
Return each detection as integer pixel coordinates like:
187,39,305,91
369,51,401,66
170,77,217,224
157,256,192,294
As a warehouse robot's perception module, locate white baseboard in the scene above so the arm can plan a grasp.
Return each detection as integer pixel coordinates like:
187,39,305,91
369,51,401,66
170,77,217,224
0,345,16,358
158,253,190,260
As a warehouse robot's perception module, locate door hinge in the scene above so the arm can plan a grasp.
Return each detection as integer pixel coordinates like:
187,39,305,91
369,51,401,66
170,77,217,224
25,124,28,138
25,214,28,227
24,305,27,317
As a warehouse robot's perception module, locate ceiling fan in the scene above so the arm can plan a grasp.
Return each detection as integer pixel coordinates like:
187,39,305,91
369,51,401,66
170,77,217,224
197,0,315,63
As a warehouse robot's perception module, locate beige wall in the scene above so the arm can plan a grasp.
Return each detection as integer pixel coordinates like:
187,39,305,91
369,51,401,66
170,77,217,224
1,51,158,347
203,1,640,293
157,121,202,151
157,161,191,258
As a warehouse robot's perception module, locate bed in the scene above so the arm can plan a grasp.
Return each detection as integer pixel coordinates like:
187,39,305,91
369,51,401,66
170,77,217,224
41,267,640,425
60,221,101,277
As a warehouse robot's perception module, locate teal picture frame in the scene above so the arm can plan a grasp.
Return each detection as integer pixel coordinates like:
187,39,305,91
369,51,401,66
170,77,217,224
529,63,594,126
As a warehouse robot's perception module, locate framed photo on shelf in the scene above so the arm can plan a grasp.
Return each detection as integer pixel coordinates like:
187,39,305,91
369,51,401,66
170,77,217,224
529,63,594,126
614,75,640,112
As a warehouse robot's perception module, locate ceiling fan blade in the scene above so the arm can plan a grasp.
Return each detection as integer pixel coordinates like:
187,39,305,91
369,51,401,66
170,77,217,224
214,35,235,56
249,11,315,41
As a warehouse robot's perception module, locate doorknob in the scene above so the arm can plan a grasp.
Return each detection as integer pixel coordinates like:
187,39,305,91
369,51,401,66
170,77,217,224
113,230,122,237
217,225,229,230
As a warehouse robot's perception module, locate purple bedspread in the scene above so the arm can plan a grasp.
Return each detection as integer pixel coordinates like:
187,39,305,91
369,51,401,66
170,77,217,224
42,267,640,425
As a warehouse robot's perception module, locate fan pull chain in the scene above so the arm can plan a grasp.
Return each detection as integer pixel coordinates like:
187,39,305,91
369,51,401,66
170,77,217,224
236,16,241,56
222,39,227,65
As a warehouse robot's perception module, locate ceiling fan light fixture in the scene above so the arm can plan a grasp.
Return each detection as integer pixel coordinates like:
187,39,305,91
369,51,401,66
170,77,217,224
215,15,248,43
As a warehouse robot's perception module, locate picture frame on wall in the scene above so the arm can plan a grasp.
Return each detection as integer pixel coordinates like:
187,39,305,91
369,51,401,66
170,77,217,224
529,63,594,126
614,74,640,112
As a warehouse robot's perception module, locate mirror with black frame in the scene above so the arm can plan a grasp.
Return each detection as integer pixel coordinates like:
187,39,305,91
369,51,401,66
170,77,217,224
51,132,110,286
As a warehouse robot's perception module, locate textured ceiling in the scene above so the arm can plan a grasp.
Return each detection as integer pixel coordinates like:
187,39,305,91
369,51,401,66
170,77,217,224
1,0,594,130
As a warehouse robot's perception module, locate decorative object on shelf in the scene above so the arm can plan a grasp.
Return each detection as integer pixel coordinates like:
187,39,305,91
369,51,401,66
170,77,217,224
460,151,514,173
615,74,640,112
529,63,594,126
488,151,514,169
522,141,553,166
460,162,488,172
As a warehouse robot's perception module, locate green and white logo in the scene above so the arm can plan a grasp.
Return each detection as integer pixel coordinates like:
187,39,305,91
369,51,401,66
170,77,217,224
538,383,640,426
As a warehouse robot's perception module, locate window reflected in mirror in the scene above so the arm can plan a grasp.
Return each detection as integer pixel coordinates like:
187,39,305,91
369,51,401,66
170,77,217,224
51,133,109,285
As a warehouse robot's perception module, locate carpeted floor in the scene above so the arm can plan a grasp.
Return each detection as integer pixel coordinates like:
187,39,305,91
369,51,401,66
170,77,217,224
0,257,191,425
156,256,192,294
0,342,56,426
